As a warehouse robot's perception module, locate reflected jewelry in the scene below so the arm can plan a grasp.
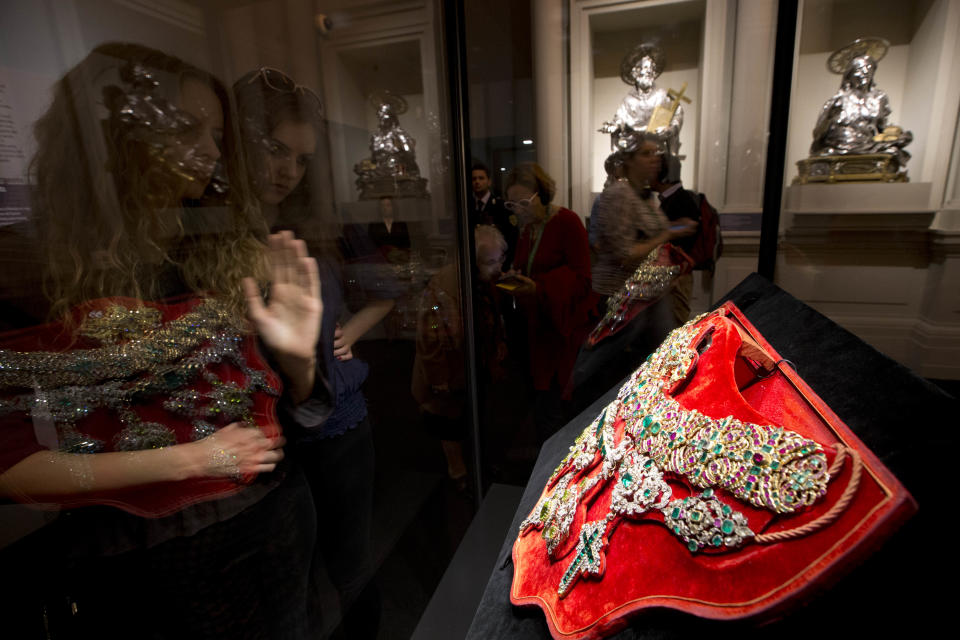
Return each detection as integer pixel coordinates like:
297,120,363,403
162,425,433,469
589,246,685,340
0,299,278,455
519,311,832,598
59,451,95,491
208,447,241,482
105,61,229,194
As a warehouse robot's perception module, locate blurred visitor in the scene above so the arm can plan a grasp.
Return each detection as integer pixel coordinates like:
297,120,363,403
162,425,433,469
412,225,508,492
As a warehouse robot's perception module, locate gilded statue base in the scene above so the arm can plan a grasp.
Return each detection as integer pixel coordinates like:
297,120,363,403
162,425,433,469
356,175,430,200
793,153,907,185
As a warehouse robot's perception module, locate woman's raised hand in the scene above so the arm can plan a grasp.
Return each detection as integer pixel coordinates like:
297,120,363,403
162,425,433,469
243,231,321,402
243,231,322,363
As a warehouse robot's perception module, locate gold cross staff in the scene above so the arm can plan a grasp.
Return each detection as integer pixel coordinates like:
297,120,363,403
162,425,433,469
647,82,691,132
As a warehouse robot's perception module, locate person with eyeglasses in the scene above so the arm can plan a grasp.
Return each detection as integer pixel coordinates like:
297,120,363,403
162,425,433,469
499,163,597,441
234,67,391,638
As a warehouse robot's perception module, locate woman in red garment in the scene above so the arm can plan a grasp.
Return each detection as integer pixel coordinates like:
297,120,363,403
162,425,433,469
0,43,320,636
501,163,597,440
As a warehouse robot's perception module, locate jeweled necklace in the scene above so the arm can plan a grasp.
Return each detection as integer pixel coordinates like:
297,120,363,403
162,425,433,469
0,299,278,453
519,310,856,598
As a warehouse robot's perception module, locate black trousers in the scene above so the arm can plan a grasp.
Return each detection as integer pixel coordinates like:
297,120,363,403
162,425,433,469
9,466,317,639
296,417,380,639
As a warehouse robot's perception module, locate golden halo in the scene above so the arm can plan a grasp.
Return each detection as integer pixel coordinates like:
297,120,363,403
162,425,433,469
827,37,889,74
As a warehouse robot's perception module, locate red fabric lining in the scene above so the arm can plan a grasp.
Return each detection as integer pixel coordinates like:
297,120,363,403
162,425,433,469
511,302,916,638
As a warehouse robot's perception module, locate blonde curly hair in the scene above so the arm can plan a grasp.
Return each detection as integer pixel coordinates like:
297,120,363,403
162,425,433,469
29,42,266,323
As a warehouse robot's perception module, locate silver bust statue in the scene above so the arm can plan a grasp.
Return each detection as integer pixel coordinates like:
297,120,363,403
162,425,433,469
810,38,912,169
367,94,420,178
601,44,683,155
354,91,428,199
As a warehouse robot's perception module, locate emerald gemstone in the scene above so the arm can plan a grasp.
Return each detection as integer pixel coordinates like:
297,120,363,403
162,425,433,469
770,461,780,470
750,465,761,475
722,504,732,515
712,444,723,454
712,535,722,547
703,488,714,498
642,415,653,428
689,510,702,523
644,459,653,469
670,507,681,519
721,519,734,534
650,422,661,435
688,541,699,552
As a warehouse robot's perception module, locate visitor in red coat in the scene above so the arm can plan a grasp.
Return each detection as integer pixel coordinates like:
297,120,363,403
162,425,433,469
499,163,598,440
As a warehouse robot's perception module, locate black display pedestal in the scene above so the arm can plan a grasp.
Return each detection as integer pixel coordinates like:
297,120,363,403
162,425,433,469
464,274,953,639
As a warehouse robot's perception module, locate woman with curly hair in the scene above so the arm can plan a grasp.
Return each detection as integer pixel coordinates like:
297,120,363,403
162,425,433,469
0,43,321,637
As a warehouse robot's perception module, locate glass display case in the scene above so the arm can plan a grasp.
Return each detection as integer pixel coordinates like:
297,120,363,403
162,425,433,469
0,1,955,638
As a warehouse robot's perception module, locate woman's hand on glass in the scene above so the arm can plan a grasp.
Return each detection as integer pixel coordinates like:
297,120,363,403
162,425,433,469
244,231,322,361
244,231,321,402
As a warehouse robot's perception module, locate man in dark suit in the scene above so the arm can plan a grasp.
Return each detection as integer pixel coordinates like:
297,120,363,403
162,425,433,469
471,162,518,266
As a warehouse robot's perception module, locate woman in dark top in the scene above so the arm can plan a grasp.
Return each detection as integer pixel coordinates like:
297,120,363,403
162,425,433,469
0,43,320,637
234,67,393,637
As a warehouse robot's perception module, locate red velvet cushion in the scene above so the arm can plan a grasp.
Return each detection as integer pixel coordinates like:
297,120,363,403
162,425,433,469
0,295,282,517
511,302,916,639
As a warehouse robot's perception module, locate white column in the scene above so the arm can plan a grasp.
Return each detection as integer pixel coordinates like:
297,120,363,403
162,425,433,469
532,0,569,210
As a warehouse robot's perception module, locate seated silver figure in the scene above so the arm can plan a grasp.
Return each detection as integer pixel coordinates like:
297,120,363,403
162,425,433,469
354,92,428,199
808,37,912,173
